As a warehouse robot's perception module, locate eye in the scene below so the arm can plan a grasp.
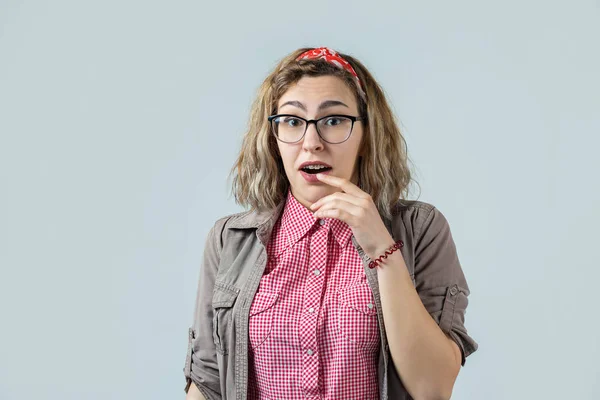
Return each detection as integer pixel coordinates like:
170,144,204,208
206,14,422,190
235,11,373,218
282,116,303,127
324,117,342,126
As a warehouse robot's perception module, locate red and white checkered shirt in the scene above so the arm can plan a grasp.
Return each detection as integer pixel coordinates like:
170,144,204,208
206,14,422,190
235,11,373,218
247,188,380,400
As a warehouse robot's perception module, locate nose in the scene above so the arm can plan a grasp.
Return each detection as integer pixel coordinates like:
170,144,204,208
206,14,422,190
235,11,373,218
302,121,324,152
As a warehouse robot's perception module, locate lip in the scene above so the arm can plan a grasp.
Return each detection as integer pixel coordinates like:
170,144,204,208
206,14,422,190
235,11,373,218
298,160,332,169
300,168,332,183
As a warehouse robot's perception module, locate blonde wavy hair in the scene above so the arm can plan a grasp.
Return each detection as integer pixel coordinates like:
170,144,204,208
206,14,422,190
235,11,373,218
228,47,416,221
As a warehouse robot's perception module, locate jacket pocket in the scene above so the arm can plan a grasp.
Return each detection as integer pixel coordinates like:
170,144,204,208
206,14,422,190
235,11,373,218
248,290,278,350
212,282,239,355
337,283,380,351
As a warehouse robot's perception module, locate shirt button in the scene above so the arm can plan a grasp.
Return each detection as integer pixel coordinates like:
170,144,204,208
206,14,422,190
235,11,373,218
450,286,458,296
367,303,374,309
313,269,321,276
307,349,314,355
308,307,315,313
319,219,325,226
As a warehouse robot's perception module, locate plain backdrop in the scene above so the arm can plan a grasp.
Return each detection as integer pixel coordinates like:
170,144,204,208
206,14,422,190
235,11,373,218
1,1,599,399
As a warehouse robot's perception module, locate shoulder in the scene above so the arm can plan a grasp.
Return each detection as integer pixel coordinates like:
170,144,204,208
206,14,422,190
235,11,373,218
213,210,252,228
392,199,436,216
389,199,450,240
209,209,252,236
208,207,271,240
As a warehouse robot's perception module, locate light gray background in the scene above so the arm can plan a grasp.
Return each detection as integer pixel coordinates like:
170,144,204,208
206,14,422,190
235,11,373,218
1,1,598,399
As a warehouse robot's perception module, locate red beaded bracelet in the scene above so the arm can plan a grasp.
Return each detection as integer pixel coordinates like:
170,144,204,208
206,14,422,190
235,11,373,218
368,240,404,269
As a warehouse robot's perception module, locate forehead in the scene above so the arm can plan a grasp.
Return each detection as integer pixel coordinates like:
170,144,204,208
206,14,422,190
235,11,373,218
278,76,357,111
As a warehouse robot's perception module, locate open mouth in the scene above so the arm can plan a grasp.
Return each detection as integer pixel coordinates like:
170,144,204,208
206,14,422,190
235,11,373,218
300,166,333,175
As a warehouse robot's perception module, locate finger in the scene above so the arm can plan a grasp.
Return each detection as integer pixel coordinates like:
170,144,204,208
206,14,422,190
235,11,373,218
315,173,369,199
314,200,363,220
313,207,355,225
310,191,367,211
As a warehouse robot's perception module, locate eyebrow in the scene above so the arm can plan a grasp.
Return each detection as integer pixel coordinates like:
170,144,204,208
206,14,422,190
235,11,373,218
278,100,349,112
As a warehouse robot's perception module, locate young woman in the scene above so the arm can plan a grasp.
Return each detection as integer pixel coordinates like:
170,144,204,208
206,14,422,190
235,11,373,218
183,47,478,400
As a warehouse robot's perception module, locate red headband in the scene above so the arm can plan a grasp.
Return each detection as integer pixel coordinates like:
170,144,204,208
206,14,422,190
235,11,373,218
296,47,365,96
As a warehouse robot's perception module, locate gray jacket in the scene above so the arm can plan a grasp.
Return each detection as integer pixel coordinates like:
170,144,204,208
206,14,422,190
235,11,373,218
183,199,478,400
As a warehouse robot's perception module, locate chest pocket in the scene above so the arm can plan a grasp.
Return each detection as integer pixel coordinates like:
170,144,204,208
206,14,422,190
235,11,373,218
248,289,279,350
212,282,239,355
337,283,380,352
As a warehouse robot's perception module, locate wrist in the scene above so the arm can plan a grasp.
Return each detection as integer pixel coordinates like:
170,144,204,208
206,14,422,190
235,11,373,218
365,233,395,256
368,239,396,260
368,238,404,269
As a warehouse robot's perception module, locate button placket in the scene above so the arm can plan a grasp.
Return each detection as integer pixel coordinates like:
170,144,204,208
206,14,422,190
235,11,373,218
300,222,327,396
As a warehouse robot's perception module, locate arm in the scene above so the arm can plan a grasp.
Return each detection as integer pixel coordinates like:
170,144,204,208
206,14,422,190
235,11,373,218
377,251,461,400
376,207,478,400
306,177,477,399
183,221,225,399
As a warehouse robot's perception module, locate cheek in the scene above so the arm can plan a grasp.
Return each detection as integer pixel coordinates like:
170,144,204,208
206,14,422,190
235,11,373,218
278,147,296,174
340,142,362,168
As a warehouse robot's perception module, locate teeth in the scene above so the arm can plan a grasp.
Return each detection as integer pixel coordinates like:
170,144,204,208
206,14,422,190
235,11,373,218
304,165,329,170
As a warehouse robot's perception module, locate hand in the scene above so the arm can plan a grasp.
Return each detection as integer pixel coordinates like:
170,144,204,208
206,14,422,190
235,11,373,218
310,173,396,260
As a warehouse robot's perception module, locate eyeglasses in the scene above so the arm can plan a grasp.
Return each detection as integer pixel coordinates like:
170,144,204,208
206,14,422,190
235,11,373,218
267,114,366,144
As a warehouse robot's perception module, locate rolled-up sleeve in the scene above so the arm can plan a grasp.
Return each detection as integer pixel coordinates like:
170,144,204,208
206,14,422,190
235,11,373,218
413,206,478,366
183,222,223,399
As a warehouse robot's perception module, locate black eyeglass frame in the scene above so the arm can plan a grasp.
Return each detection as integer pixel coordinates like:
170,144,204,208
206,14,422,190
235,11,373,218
267,114,367,144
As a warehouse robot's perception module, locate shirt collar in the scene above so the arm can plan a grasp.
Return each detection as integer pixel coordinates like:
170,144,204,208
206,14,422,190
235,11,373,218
227,187,393,253
280,188,354,251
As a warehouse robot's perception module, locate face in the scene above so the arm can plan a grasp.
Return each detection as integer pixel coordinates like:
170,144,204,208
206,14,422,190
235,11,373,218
275,75,364,210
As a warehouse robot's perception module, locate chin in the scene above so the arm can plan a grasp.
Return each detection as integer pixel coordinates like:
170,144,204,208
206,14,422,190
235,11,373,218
294,183,336,200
